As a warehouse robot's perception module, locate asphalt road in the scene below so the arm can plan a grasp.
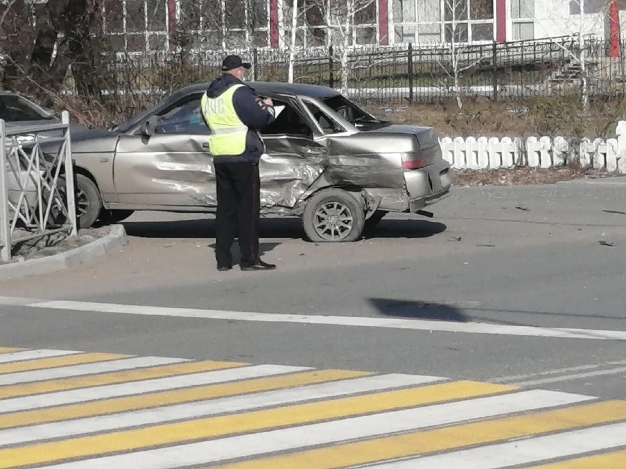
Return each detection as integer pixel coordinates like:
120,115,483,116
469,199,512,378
2,178,626,468
1,178,626,402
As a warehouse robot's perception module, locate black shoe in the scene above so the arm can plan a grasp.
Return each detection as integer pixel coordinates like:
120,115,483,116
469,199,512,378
240,260,276,271
217,264,232,272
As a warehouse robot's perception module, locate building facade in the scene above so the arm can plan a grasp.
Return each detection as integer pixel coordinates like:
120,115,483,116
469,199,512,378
101,0,621,53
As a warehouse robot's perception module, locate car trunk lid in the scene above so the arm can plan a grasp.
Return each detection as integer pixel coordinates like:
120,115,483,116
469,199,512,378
359,123,439,150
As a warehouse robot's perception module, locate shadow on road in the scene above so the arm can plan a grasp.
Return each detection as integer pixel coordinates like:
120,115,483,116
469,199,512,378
368,298,469,322
121,218,301,240
363,219,447,239
121,217,447,241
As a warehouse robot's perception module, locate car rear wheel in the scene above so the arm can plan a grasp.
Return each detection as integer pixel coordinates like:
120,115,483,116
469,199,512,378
302,189,365,243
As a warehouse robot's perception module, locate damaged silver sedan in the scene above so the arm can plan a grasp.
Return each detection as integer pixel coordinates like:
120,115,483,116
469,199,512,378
58,82,452,242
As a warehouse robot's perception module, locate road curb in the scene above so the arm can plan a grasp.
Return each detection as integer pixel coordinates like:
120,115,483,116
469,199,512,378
0,224,127,280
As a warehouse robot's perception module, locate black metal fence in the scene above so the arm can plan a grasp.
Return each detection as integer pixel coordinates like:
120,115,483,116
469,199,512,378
103,35,626,105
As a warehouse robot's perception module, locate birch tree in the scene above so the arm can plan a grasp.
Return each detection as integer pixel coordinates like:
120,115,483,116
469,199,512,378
306,0,376,95
282,0,321,82
442,0,493,109
545,0,614,107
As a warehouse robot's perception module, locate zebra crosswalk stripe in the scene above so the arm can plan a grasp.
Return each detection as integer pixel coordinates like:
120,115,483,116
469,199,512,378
0,346,625,469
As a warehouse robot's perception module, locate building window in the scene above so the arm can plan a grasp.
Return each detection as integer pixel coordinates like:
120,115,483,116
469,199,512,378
103,0,170,52
173,0,269,50
279,0,378,50
511,0,534,40
354,0,378,45
569,0,607,15
392,0,495,45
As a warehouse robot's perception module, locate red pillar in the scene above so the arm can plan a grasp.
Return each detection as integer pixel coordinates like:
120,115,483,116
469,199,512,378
168,0,176,51
609,0,620,57
378,0,389,45
270,0,280,48
496,0,506,42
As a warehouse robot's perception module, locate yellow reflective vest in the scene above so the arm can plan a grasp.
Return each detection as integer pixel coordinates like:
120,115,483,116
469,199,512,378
200,84,248,156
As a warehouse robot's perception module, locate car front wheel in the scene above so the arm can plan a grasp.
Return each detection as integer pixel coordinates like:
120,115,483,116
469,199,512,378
74,173,103,229
302,189,365,243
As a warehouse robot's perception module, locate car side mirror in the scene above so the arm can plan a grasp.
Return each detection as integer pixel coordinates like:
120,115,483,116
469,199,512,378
140,116,158,137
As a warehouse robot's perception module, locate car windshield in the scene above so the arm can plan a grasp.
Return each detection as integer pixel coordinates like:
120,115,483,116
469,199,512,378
0,95,53,122
321,95,389,128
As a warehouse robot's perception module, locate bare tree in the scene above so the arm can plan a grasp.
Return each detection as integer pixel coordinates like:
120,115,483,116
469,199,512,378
542,0,614,107
282,0,322,82
304,0,376,95
437,0,494,109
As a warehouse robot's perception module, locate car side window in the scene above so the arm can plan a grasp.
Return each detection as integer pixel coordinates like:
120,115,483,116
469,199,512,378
154,94,208,135
259,99,314,138
303,102,345,135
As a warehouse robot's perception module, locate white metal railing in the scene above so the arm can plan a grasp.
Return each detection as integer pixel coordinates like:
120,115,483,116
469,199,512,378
0,111,77,263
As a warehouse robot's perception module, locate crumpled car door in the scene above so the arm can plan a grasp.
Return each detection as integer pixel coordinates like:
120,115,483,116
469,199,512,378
260,135,328,211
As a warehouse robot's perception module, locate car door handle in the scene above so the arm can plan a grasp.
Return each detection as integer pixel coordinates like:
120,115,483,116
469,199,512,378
202,142,209,150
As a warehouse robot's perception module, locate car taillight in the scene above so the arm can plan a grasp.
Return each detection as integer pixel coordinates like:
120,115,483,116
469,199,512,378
401,147,440,170
402,159,428,169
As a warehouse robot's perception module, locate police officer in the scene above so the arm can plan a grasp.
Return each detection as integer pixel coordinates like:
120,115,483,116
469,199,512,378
201,55,277,272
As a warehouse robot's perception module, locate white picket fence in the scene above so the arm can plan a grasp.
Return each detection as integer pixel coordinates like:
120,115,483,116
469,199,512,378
439,120,626,174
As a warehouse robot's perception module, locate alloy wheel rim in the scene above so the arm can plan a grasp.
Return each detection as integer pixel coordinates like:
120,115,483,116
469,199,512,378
313,201,354,241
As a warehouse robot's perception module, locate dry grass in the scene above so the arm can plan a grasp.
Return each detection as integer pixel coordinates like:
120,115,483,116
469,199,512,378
367,94,626,140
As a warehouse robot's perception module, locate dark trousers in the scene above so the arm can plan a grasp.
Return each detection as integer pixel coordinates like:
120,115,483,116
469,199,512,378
214,161,260,267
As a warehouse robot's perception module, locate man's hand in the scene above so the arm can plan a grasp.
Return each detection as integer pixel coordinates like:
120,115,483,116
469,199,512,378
262,98,273,107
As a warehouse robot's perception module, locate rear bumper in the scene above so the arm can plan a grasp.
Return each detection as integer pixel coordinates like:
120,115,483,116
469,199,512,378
409,186,451,212
403,159,452,212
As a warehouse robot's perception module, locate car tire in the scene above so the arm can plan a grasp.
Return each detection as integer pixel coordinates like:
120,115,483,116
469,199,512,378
364,210,387,231
74,173,103,229
40,173,101,230
99,210,134,224
302,189,365,243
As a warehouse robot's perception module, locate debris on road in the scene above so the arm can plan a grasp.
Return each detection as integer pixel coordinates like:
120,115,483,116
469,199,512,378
599,240,615,247
515,205,531,211
603,210,626,215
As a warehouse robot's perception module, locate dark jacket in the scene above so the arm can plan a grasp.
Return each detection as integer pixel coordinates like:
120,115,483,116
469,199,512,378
203,74,276,164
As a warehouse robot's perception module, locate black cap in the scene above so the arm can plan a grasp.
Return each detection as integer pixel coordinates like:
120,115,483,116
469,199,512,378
221,55,252,72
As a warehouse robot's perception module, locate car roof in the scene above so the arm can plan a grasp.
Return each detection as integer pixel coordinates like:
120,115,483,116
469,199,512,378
118,80,341,133
181,81,340,99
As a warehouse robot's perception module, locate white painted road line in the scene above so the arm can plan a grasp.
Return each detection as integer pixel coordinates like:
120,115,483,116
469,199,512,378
363,421,626,469
17,298,626,341
39,389,595,469
0,356,188,386
0,364,309,414
0,373,442,447
0,349,81,364
512,365,626,387
490,362,616,383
